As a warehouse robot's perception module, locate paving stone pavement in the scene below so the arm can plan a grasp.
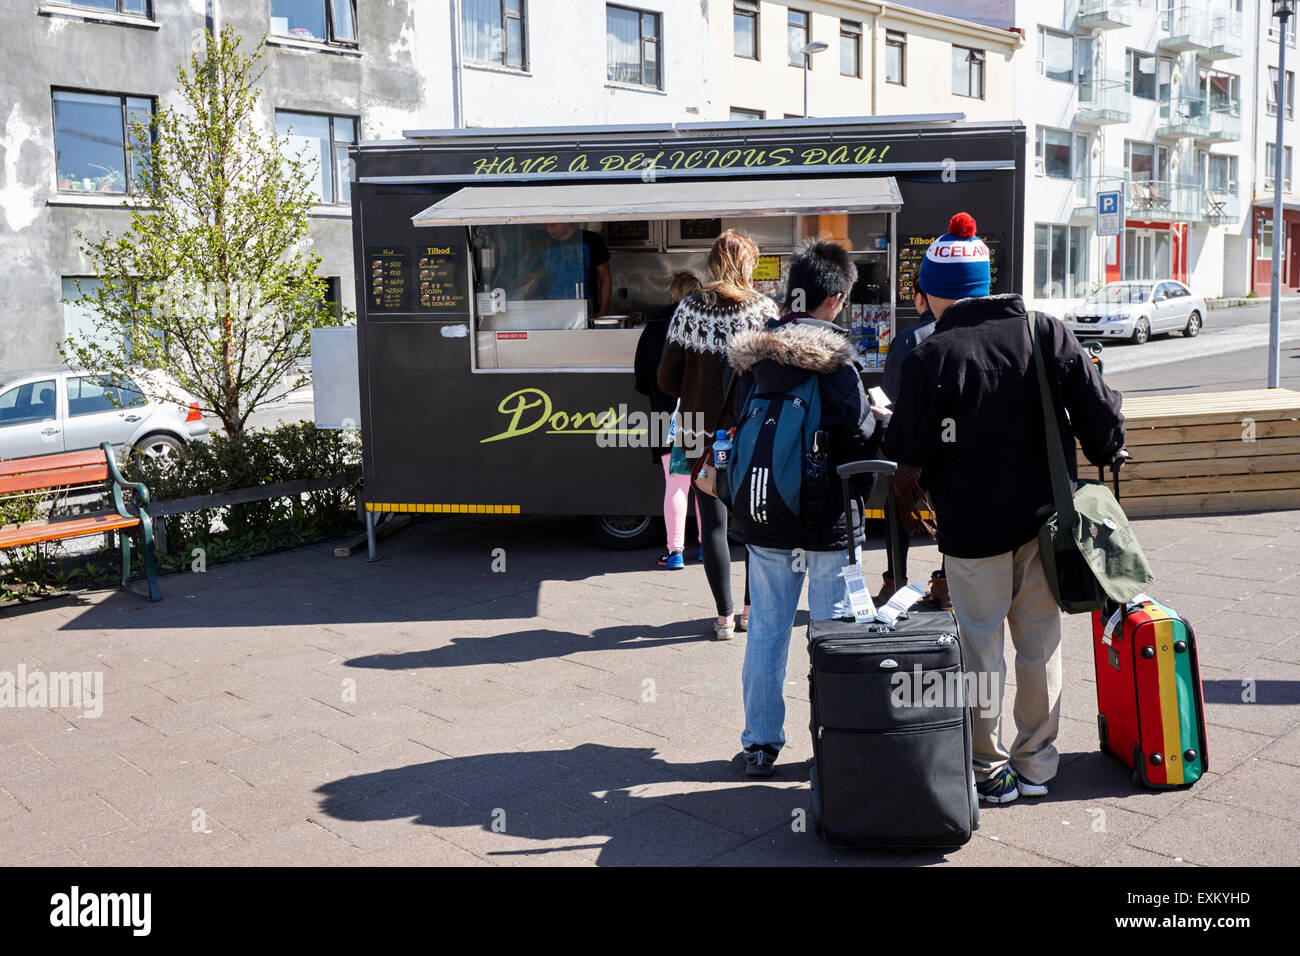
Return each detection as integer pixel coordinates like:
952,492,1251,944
1,511,1298,867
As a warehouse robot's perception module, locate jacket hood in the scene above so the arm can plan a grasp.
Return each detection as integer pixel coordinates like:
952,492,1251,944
727,318,856,375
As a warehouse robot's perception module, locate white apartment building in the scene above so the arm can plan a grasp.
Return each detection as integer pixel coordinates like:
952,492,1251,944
709,1,1021,122
1249,0,1300,296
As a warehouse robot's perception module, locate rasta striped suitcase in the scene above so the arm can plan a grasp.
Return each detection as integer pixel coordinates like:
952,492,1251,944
1092,598,1208,788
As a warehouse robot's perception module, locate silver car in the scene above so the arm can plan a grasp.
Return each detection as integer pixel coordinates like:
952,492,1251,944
0,365,209,460
1063,281,1207,345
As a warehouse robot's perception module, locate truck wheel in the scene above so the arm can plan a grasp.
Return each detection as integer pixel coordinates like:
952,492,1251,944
586,514,661,550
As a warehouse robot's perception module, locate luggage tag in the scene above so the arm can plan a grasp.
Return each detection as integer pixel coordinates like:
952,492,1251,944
1101,592,1152,646
875,582,926,627
840,564,877,623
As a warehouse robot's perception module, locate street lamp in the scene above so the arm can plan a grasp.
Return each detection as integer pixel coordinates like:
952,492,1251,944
1269,0,1294,388
799,41,829,118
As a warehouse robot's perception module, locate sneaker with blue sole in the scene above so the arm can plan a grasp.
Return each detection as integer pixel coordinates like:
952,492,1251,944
658,550,685,570
976,767,1020,804
1015,772,1049,797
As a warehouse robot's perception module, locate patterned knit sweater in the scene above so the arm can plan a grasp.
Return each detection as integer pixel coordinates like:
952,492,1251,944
657,289,779,447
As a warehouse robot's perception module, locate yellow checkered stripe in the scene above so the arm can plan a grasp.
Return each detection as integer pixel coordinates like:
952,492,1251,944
365,502,521,515
864,509,934,520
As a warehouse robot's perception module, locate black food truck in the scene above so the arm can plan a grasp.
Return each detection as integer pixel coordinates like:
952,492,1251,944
350,115,1026,552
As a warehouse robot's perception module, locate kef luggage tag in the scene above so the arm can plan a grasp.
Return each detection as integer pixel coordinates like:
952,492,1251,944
840,565,877,623
1101,593,1153,645
876,582,926,627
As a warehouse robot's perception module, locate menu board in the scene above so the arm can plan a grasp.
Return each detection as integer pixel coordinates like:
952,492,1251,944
753,255,781,281
366,247,410,313
417,245,467,312
680,218,722,240
897,232,1004,304
607,220,653,244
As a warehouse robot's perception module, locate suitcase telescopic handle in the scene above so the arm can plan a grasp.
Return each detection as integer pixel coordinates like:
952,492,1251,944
837,460,902,571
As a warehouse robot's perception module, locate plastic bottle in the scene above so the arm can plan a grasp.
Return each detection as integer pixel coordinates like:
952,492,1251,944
713,429,733,470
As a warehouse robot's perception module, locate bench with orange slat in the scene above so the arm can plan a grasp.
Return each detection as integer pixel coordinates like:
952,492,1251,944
0,443,160,600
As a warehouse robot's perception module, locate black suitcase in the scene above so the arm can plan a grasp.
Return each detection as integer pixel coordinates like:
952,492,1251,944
807,460,979,851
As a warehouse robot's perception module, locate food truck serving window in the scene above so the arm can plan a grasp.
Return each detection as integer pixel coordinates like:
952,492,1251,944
411,177,903,373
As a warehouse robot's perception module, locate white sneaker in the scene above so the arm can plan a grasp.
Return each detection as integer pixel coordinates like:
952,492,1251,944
1015,772,1049,797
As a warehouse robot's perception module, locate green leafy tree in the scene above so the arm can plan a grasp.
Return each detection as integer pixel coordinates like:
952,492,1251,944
64,25,346,435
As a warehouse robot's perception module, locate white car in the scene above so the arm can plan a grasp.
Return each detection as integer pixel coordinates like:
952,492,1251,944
0,365,209,461
1064,281,1207,345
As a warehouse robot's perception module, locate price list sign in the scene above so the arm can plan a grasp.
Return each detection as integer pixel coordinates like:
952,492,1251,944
366,247,410,313
417,246,467,312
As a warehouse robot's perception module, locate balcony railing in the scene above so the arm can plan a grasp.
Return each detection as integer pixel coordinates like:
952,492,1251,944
1078,175,1240,225
1076,77,1131,125
1078,0,1134,31
1198,104,1242,144
1158,91,1209,139
1200,11,1244,61
1159,4,1211,53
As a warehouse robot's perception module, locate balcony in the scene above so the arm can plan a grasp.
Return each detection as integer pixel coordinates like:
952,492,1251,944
1076,77,1131,125
1197,104,1242,144
1157,92,1209,140
1072,177,1097,215
1158,4,1211,54
1202,186,1240,225
1077,0,1134,31
1125,179,1204,223
1199,12,1244,62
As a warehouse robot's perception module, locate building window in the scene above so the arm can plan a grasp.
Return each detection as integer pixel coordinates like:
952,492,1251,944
53,90,153,194
1035,127,1087,182
463,0,527,69
733,1,758,59
730,107,764,121
276,112,357,205
1038,27,1074,84
270,0,357,45
838,20,861,77
1127,49,1157,100
1033,224,1089,298
607,5,661,88
952,46,984,99
1258,219,1274,259
63,1,152,14
1269,13,1297,46
1203,70,1241,115
1206,154,1237,193
1268,67,1295,119
885,30,906,85
1266,143,1294,192
788,9,809,67
1125,139,1169,183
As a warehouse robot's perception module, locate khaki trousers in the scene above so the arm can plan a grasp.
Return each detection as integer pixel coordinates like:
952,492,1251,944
945,537,1063,784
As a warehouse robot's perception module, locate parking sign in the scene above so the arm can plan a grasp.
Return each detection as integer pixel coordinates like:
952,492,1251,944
1097,190,1123,237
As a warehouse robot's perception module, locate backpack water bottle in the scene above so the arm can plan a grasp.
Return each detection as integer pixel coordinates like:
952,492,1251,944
713,429,733,469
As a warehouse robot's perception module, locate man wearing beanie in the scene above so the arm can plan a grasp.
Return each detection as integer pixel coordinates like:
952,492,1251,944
882,212,1127,805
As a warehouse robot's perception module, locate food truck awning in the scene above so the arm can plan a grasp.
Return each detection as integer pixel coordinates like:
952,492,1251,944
411,176,904,227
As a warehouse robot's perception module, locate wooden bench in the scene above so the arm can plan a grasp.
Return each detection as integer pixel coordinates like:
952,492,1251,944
0,442,160,600
1079,389,1300,518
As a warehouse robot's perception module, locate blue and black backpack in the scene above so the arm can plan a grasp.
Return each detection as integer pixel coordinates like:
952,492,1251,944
727,373,827,533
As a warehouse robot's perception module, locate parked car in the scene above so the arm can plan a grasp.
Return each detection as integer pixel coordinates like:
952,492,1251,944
0,365,208,461
1063,281,1206,345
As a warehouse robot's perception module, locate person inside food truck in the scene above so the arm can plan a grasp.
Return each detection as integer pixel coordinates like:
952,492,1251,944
518,222,612,317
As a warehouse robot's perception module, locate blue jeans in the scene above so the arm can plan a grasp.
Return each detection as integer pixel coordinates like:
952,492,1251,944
742,544,852,752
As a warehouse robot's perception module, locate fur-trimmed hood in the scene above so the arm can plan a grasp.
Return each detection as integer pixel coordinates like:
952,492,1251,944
728,317,857,375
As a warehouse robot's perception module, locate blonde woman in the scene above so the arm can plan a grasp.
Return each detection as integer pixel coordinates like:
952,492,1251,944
658,229,778,640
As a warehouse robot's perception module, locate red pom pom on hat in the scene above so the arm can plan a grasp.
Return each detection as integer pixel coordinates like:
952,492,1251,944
948,212,977,239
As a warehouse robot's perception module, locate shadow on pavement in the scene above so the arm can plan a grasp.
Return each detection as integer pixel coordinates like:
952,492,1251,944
1202,679,1300,706
315,743,921,866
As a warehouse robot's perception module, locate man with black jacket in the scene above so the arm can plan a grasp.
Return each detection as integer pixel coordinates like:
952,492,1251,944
883,213,1127,804
725,238,876,777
